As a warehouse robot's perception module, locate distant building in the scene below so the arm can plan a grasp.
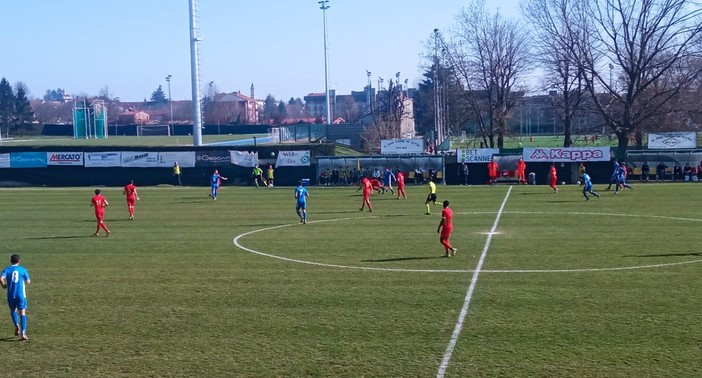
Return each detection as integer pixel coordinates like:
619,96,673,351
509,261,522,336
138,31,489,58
304,90,336,122
214,91,258,124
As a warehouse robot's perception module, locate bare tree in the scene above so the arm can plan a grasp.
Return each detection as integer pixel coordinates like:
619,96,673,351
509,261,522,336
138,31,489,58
542,0,702,155
360,79,409,153
523,0,593,147
442,0,532,148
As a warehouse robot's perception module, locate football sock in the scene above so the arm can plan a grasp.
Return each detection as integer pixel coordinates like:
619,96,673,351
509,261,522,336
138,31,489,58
20,315,26,333
426,204,430,214
11,312,18,327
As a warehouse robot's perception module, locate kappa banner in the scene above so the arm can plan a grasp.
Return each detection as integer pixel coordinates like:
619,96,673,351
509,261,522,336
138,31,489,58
275,150,311,166
523,147,610,162
457,148,499,163
0,153,10,168
380,139,424,155
229,151,258,167
121,152,160,167
47,152,83,166
648,132,696,149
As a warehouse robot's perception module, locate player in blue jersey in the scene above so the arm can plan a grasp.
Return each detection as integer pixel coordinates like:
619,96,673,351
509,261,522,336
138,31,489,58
382,168,396,195
1,254,30,340
581,172,600,201
605,158,619,190
209,169,228,201
295,180,309,224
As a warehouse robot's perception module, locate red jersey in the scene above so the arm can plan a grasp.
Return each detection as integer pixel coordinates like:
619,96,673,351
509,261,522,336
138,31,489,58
397,172,405,185
516,159,526,173
549,166,557,179
369,179,383,189
124,183,137,200
91,194,108,214
488,161,498,176
441,207,453,227
362,178,372,195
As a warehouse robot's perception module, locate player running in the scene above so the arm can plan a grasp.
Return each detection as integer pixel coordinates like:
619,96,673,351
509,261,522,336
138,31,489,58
90,189,110,236
614,162,633,194
581,172,600,201
383,168,396,195
295,180,309,224
437,200,457,257
424,178,438,215
548,163,559,193
209,170,228,201
123,180,140,220
1,254,30,340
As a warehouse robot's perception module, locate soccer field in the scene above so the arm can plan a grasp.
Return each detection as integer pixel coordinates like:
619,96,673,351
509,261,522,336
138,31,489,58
0,183,700,377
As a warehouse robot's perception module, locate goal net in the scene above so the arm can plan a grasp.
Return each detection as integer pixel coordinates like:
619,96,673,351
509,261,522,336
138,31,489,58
136,124,171,137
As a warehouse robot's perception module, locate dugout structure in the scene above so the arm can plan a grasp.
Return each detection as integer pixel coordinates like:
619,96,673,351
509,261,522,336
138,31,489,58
73,99,107,139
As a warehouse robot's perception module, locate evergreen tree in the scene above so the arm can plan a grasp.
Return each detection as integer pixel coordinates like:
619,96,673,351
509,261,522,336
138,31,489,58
262,94,279,124
150,85,168,104
0,78,16,137
13,84,34,136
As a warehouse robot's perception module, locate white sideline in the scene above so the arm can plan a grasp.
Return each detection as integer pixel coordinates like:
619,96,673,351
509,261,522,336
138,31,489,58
437,186,513,378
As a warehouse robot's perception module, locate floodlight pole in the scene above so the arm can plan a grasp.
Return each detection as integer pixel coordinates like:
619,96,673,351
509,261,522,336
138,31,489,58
320,0,331,125
166,75,173,133
189,0,203,146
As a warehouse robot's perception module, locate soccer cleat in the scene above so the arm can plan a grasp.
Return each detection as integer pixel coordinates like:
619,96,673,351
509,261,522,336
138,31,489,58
585,198,590,201
300,218,304,223
451,248,457,257
93,233,99,237
425,212,431,215
20,334,28,341
359,208,364,211
303,220,307,224
106,231,110,237
444,252,451,258
14,326,19,336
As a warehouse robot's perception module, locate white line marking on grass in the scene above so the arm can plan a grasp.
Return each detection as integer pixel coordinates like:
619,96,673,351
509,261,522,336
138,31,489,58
233,213,702,274
437,186,513,378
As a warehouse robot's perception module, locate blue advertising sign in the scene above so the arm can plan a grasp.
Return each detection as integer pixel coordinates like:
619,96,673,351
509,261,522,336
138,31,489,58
10,152,48,168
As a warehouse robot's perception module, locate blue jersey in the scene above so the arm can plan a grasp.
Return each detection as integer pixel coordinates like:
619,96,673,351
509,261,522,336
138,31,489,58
383,170,395,185
2,265,29,300
295,186,308,204
211,174,222,186
582,173,593,190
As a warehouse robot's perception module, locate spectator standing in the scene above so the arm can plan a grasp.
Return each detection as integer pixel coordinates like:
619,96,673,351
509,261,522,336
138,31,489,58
458,162,469,186
172,162,182,186
516,158,527,185
266,164,275,187
641,161,650,182
656,162,668,181
414,167,424,184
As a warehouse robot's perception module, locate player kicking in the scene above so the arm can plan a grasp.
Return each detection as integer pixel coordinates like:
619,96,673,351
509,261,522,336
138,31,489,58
123,180,140,220
295,180,309,224
437,200,457,257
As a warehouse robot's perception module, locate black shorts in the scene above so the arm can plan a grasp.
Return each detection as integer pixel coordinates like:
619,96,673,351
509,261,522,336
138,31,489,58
426,193,437,202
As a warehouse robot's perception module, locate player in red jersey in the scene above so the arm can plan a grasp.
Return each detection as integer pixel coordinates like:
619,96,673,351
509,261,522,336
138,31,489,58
356,177,373,212
123,180,140,220
396,170,407,199
548,162,559,193
516,156,527,185
90,189,111,236
437,200,457,257
369,178,385,194
487,157,499,184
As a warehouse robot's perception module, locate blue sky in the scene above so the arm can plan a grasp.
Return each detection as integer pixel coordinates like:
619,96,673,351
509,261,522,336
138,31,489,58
0,1,522,102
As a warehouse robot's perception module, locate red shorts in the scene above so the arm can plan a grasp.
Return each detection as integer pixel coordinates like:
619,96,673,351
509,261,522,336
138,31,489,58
127,199,136,206
549,177,557,186
95,213,104,222
441,226,453,238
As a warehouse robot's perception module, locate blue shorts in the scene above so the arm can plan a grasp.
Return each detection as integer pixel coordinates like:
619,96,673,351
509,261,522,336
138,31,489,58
296,201,307,210
583,183,593,191
211,184,219,191
8,297,27,311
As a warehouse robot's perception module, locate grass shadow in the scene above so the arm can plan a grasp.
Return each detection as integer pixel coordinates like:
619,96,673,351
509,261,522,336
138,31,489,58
24,235,92,240
625,252,702,258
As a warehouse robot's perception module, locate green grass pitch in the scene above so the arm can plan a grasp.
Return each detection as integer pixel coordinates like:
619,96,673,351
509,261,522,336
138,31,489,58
0,182,700,377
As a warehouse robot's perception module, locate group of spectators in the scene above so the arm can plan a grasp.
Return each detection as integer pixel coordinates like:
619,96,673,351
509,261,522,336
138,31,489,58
641,160,702,182
318,166,440,186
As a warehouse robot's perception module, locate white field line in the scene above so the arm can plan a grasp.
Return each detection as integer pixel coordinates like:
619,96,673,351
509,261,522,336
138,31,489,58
436,186,513,378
